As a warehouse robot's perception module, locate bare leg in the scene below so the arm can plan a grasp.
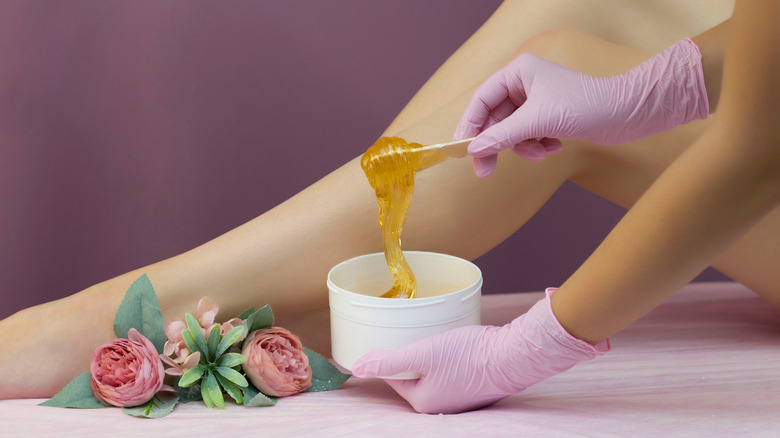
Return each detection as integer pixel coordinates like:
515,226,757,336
0,2,746,399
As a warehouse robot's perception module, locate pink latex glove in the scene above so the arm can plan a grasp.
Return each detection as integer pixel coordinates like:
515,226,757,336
455,38,709,177
351,289,610,414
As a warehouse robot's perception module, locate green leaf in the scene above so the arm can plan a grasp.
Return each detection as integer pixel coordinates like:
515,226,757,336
244,305,274,333
122,393,179,418
241,384,277,407
216,325,245,358
184,313,209,359
38,372,109,409
207,324,221,362
217,352,246,368
200,372,214,408
178,364,207,387
303,347,351,393
113,274,166,353
214,373,244,404
204,371,225,409
181,330,199,355
215,366,248,387
237,306,256,320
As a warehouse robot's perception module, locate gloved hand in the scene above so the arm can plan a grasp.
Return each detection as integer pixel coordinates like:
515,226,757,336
455,38,709,177
351,289,610,414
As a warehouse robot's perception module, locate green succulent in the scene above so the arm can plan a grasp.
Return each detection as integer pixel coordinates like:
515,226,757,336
176,313,247,409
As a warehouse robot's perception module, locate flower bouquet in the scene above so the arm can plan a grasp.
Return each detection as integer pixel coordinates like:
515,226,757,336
40,274,350,418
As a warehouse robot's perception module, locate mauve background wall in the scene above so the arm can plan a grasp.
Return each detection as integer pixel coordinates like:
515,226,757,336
0,1,728,320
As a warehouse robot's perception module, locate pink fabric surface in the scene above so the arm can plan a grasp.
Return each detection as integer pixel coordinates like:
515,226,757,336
2,282,779,437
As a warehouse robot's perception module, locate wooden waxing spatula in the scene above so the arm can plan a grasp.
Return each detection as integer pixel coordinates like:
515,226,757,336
366,137,475,164
413,137,475,158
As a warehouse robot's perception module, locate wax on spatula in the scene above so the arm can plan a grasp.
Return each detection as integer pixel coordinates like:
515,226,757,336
360,137,474,299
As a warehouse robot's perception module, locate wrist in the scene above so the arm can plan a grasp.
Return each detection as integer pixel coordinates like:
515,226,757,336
691,20,729,113
684,38,711,117
505,290,609,382
584,38,710,145
642,38,710,124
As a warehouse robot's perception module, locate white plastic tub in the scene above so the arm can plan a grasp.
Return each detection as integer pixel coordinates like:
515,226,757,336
328,251,482,379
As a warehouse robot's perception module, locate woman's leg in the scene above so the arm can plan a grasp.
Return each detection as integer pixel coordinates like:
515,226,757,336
0,2,741,399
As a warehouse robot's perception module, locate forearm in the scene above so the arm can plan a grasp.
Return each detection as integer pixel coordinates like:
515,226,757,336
551,0,780,345
552,124,779,344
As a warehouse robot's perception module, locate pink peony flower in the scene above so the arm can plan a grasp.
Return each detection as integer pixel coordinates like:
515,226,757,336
242,327,312,397
90,328,165,407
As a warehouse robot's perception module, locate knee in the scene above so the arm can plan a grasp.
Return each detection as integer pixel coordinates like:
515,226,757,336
509,27,637,77
511,27,590,63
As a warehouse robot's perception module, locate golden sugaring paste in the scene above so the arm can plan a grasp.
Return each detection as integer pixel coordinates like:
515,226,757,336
361,137,448,298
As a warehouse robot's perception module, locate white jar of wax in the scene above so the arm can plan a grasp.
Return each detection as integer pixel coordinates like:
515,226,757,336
328,251,482,379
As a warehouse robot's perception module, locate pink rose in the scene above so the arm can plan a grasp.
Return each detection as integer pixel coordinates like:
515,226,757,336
90,328,165,407
242,327,312,397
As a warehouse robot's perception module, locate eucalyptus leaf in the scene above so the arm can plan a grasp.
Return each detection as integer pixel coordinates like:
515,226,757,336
178,364,207,387
244,305,274,333
185,313,209,359
207,324,221,362
237,306,256,320
215,373,244,404
122,393,179,418
38,372,109,409
303,347,351,393
215,366,248,387
205,370,225,409
217,352,246,368
216,325,245,358
241,384,277,407
112,274,166,353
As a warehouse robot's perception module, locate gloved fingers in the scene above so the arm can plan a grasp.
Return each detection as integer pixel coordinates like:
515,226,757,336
508,137,563,161
454,94,495,141
510,140,546,162
454,93,489,141
540,137,563,154
454,68,526,141
456,97,517,141
468,102,544,177
472,155,498,179
383,379,419,406
351,347,427,379
468,104,540,157
386,378,500,415
385,379,446,414
482,99,518,131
